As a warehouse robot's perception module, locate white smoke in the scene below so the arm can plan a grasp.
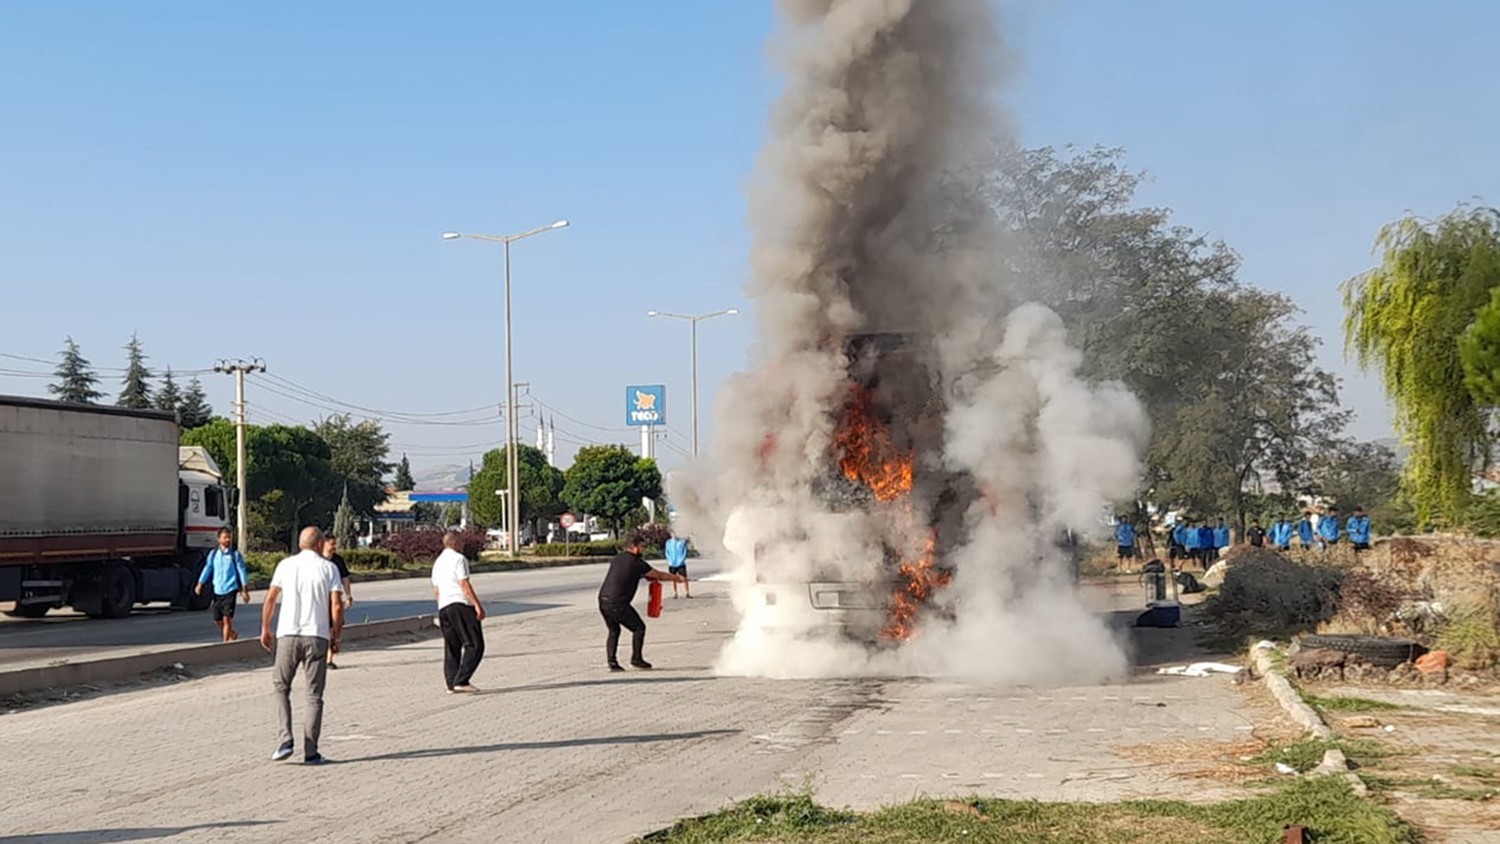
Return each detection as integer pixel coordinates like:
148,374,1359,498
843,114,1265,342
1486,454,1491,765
678,0,1149,684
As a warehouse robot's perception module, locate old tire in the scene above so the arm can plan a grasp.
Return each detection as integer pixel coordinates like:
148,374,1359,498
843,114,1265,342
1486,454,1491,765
4,603,51,619
1298,634,1425,669
100,564,137,619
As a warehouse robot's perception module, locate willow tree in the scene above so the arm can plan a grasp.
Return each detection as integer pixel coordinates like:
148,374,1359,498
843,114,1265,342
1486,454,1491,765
1342,205,1500,526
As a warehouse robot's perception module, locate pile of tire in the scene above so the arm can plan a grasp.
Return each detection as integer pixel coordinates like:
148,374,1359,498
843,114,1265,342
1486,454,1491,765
1297,633,1427,669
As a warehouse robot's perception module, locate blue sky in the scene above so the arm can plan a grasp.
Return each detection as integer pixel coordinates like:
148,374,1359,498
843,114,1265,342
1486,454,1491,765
2,1,1495,475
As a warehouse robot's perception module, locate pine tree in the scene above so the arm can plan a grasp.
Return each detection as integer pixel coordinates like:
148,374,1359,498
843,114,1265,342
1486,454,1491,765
178,378,214,429
394,453,416,491
333,484,358,548
117,332,153,409
155,368,183,415
49,337,103,404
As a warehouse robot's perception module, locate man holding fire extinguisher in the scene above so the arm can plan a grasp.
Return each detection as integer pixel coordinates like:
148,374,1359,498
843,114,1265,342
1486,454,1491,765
597,532,687,671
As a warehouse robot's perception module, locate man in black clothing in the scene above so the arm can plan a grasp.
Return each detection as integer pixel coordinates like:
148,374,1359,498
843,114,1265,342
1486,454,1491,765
321,537,353,669
1247,521,1267,548
598,533,686,671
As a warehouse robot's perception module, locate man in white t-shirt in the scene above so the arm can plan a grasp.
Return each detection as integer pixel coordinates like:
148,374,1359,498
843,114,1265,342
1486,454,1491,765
431,530,487,693
260,526,345,765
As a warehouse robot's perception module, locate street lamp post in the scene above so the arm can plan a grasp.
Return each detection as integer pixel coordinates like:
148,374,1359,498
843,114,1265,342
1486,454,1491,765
646,308,739,456
442,220,568,556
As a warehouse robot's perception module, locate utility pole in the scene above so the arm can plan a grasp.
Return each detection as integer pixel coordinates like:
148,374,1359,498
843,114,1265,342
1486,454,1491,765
213,358,266,553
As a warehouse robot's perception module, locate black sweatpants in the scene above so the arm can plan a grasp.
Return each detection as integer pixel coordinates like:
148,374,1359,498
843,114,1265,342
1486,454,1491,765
439,603,485,688
599,598,646,665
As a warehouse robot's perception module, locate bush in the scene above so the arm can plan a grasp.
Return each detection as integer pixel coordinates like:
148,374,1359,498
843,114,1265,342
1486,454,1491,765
341,548,403,570
376,527,488,563
245,551,283,579
1206,549,1344,636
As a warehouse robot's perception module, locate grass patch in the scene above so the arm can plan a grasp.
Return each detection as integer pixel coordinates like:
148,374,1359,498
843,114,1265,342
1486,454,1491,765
1359,773,1499,802
638,779,1416,843
1302,693,1407,713
1451,765,1500,781
1249,738,1398,774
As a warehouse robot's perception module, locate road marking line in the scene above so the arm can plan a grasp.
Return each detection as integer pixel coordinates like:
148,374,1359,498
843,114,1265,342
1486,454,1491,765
910,730,929,735
1087,728,1105,733
982,772,1005,778
1015,728,1034,734
900,774,921,779
944,729,963,734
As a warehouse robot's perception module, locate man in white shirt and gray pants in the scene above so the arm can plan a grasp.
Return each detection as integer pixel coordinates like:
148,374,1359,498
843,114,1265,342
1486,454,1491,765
260,526,345,764
432,530,486,693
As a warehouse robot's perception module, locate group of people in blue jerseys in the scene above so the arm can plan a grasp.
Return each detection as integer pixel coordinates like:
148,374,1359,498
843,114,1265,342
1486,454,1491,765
1262,506,1373,554
1113,505,1374,570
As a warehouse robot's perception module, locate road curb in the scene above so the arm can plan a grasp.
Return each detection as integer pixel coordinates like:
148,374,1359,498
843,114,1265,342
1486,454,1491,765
0,614,441,697
1250,641,1368,796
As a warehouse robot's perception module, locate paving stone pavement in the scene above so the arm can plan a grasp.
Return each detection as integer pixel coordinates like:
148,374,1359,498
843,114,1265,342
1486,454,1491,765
0,579,1268,843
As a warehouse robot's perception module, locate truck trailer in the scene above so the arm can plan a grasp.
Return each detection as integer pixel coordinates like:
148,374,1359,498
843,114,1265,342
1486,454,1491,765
0,395,231,618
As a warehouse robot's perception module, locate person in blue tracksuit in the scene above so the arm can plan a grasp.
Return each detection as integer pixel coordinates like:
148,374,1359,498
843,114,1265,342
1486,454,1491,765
1318,507,1343,550
1167,523,1185,564
1273,517,1293,552
1115,519,1137,566
1214,519,1231,552
1181,521,1199,566
1296,513,1316,550
1346,507,1372,552
1196,522,1215,569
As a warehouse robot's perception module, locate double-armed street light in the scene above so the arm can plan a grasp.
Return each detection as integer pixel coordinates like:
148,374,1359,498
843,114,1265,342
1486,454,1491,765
645,308,739,457
442,221,568,555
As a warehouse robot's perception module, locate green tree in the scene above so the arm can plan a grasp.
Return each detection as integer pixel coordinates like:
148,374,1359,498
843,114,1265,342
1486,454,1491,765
49,336,103,404
313,414,393,515
1342,205,1500,526
154,368,182,416
183,419,340,549
117,332,153,409
245,424,341,549
394,454,416,491
333,484,358,548
1310,440,1412,533
1460,284,1500,406
177,378,214,429
468,444,565,534
561,446,663,535
980,145,1350,526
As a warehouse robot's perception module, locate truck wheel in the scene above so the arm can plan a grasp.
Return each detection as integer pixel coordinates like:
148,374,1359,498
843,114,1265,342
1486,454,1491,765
4,603,50,619
101,565,137,619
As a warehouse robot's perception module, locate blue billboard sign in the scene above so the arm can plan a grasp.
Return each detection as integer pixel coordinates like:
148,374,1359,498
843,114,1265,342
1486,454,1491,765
626,385,666,427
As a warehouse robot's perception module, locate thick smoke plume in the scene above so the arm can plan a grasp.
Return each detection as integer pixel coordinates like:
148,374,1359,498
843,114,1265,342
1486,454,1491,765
676,0,1149,684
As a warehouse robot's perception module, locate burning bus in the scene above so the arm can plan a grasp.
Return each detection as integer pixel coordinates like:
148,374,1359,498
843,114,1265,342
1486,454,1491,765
729,331,979,646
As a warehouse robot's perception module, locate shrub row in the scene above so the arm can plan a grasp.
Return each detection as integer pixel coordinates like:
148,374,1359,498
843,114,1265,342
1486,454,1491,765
376,526,488,563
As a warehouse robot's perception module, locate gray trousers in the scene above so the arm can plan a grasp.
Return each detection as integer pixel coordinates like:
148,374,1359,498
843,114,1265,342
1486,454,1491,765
272,635,329,757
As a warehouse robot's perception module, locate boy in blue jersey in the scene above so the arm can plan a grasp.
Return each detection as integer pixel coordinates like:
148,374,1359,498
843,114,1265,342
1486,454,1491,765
1115,519,1137,567
1214,519,1231,553
195,527,250,642
664,534,691,598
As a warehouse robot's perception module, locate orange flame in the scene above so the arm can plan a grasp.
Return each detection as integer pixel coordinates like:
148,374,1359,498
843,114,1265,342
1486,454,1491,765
880,531,950,640
834,385,913,502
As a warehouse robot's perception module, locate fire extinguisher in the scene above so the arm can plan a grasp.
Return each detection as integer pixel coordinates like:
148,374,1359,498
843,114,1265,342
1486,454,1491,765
647,580,663,618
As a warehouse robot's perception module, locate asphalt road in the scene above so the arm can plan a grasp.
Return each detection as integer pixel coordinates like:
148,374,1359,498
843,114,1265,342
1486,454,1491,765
1,573,1269,843
0,558,726,672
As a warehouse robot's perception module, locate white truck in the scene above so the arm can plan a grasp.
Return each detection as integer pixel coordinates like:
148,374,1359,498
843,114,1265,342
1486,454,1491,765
0,395,231,618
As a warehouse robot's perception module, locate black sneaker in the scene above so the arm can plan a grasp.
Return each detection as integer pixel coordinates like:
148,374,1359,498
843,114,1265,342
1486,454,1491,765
608,662,625,672
304,753,327,765
271,742,294,762
630,659,653,670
